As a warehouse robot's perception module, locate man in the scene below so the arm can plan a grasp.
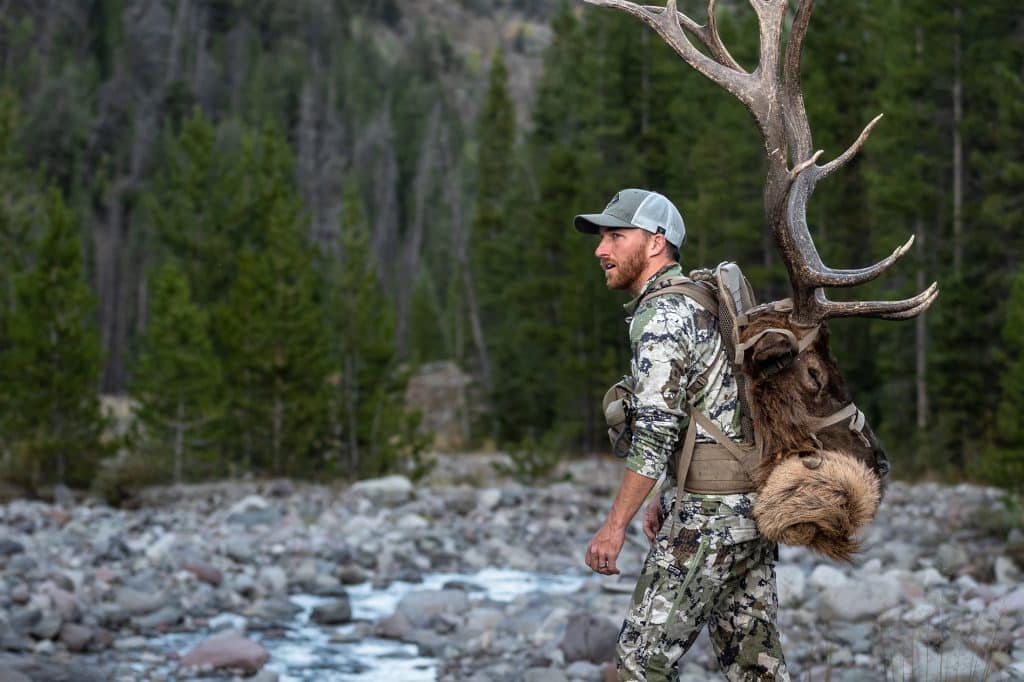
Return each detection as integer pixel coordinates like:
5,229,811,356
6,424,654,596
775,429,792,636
575,189,788,681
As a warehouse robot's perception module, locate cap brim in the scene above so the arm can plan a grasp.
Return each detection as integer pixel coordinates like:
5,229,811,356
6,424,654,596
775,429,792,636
574,212,635,234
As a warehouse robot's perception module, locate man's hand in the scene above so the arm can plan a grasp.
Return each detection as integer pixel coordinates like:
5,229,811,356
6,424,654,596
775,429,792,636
584,469,657,576
642,497,664,542
585,522,625,575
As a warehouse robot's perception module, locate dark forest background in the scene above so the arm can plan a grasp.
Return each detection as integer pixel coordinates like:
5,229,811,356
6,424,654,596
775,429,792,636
0,0,1020,497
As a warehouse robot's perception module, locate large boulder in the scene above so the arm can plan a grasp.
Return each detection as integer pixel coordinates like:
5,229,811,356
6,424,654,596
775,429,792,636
349,476,413,506
398,589,469,627
886,641,988,682
404,360,472,451
559,611,619,664
817,574,902,621
178,631,269,675
775,565,806,608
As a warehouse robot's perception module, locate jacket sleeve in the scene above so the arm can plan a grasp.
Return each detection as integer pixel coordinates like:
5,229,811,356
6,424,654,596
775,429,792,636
624,296,696,480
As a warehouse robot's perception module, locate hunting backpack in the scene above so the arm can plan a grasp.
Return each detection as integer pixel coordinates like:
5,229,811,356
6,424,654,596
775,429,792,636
603,261,762,494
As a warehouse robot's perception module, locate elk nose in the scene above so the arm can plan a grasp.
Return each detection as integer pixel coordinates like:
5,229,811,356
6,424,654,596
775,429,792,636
874,445,891,478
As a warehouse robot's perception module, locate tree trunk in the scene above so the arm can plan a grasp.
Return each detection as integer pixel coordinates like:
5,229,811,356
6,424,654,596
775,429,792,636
344,354,359,475
272,394,283,474
165,0,191,85
440,123,493,392
174,399,184,484
915,216,929,430
951,4,964,277
395,105,441,355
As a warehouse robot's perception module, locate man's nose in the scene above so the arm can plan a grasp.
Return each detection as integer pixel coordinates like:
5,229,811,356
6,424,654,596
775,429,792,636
595,236,609,259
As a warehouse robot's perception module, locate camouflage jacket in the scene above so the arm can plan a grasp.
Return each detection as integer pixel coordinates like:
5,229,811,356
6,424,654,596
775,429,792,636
623,262,743,482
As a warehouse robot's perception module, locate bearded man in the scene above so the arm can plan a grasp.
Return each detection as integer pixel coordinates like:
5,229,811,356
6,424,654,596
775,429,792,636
576,188,789,681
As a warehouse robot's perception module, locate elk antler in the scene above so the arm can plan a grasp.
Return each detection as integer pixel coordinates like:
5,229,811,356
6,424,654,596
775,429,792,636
584,0,939,326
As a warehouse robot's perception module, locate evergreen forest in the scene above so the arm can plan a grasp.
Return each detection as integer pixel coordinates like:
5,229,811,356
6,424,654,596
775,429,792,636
0,0,1020,496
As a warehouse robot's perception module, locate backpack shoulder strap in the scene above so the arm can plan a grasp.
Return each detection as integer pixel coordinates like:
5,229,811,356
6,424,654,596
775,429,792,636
639,276,719,317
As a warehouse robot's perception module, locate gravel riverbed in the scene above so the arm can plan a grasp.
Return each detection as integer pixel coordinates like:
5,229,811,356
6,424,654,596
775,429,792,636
1,454,1022,681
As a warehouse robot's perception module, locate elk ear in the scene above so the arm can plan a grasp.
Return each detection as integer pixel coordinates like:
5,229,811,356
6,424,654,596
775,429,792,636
746,332,797,378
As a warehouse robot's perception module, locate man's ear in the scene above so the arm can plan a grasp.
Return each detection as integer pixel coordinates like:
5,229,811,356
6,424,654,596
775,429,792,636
647,232,667,258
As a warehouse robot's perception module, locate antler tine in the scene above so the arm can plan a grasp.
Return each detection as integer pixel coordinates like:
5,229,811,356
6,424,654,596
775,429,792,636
819,113,884,180
703,0,744,72
782,0,815,161
813,282,939,321
585,0,755,99
804,235,917,289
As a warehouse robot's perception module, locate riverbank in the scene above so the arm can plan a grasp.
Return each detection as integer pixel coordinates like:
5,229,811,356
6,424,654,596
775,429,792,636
1,454,1022,681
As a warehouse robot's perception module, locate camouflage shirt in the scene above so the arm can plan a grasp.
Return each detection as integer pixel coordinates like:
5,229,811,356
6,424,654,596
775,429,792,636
624,263,742,482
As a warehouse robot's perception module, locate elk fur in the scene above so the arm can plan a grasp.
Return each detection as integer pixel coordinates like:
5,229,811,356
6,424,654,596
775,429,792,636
753,451,880,563
741,316,884,562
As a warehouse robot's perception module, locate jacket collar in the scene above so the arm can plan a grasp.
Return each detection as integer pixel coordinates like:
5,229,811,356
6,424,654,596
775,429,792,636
624,262,684,315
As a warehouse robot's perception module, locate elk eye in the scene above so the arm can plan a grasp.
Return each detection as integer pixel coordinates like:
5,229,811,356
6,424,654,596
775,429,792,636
808,367,823,392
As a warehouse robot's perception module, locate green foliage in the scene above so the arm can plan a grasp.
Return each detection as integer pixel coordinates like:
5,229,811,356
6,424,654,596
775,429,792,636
214,124,329,476
91,451,170,507
0,0,1020,490
131,261,223,483
491,430,570,484
147,110,244,306
217,231,328,477
321,180,415,478
0,191,104,488
970,267,1024,491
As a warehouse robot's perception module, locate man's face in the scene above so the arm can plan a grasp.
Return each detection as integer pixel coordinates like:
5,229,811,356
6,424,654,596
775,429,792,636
595,227,650,291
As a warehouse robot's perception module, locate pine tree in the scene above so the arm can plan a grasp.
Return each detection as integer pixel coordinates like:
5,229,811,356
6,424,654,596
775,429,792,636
215,126,330,476
1,190,104,487
973,267,1024,491
148,109,244,307
131,261,223,483
322,180,409,478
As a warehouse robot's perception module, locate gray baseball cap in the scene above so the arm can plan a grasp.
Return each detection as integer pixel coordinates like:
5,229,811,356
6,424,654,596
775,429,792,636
574,188,686,248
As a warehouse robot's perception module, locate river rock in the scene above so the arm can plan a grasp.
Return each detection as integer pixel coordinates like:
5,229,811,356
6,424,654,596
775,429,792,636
478,488,502,511
902,602,937,625
349,475,413,506
8,609,39,637
0,666,31,682
58,623,92,652
888,641,988,682
227,495,281,527
310,596,352,625
935,543,970,576
40,583,79,622
392,589,469,628
808,564,848,591
178,630,269,675
5,556,35,577
776,565,806,607
994,556,1021,585
989,586,1024,616
182,559,222,586
28,607,62,640
144,532,177,562
258,566,288,595
559,611,618,664
225,536,254,563
133,604,181,631
818,574,902,621
523,668,568,682
115,587,165,616
0,539,24,558
8,585,27,605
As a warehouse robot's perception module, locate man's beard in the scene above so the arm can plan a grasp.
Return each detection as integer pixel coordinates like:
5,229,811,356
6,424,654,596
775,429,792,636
604,245,647,291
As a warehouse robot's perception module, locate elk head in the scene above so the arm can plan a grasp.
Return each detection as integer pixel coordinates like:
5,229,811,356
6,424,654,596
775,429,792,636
585,0,938,560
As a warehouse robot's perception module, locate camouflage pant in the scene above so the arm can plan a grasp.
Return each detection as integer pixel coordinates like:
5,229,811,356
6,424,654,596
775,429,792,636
616,492,789,681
